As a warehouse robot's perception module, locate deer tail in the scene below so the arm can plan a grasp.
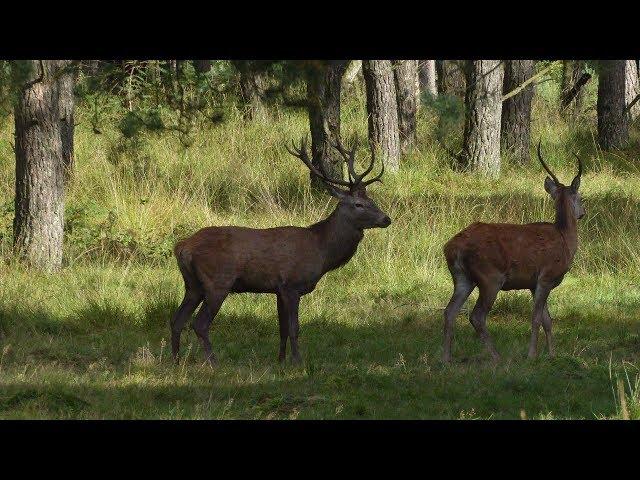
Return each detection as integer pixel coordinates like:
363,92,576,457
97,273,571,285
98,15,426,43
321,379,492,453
443,237,467,276
174,240,196,281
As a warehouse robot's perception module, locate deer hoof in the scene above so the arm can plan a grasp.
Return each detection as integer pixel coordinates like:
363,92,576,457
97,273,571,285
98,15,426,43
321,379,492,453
205,355,218,368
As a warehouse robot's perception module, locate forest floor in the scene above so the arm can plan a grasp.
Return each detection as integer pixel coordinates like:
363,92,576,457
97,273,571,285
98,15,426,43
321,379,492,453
1,100,640,419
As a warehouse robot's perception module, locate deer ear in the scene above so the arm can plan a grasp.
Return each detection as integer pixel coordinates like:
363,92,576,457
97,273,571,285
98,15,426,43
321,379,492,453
570,174,581,192
327,185,349,200
544,177,559,197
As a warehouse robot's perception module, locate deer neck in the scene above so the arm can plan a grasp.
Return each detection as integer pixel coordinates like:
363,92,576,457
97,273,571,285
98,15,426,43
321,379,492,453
311,206,364,273
554,193,578,259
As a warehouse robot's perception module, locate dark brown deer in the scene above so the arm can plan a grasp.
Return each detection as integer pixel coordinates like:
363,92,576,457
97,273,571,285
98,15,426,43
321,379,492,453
442,142,584,362
170,137,390,366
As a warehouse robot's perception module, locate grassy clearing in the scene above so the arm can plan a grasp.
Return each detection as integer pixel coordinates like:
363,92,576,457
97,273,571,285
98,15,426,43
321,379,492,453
0,90,639,419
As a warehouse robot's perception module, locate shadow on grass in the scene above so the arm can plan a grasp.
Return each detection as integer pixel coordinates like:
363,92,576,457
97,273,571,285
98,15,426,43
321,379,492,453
1,295,639,419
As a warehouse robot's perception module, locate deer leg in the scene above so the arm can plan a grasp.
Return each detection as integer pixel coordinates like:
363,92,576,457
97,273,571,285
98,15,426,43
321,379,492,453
193,289,229,367
470,283,501,362
443,273,475,363
541,302,554,356
528,285,551,359
528,288,540,358
276,293,289,363
279,288,302,365
171,289,203,361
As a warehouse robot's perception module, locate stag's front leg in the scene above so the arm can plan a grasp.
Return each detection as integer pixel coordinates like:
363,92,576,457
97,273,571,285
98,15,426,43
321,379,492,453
528,285,551,359
276,294,289,363
279,287,302,365
541,302,554,356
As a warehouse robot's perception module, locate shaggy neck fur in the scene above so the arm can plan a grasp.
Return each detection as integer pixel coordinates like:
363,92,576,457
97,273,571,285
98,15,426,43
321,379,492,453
310,206,364,273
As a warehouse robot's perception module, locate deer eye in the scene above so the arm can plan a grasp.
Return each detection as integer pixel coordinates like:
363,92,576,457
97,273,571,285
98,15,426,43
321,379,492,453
354,202,364,208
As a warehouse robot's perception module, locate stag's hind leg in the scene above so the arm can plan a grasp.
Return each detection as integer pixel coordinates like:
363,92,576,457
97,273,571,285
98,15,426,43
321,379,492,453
172,250,204,361
171,289,203,361
469,280,501,362
443,271,476,363
192,285,230,367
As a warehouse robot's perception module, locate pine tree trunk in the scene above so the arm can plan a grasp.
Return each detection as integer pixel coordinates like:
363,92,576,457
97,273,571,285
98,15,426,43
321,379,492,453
363,60,400,172
419,60,437,97
232,61,268,122
561,60,585,117
13,60,68,271
58,62,76,181
625,59,640,120
306,61,348,187
462,60,504,177
597,60,629,150
342,60,362,88
392,60,419,153
501,60,535,164
436,60,466,97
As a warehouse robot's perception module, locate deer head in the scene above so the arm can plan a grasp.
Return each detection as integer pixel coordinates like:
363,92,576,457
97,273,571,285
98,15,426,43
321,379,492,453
286,137,391,229
537,141,585,220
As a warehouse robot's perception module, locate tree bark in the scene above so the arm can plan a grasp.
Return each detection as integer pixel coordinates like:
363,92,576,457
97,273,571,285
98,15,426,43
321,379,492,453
363,60,400,172
561,60,585,117
13,60,69,271
462,60,504,177
232,61,269,122
501,60,535,164
597,60,629,150
625,59,640,120
58,62,76,180
392,60,419,153
436,60,466,97
419,60,437,97
306,61,349,187
342,60,362,88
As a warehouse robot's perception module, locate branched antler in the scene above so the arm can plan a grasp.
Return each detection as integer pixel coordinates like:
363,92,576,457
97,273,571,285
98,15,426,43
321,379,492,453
332,134,380,187
287,135,386,192
361,144,385,187
285,137,352,189
331,136,384,189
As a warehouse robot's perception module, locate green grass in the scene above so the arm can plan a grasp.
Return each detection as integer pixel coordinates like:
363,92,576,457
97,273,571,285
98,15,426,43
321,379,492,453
1,91,640,419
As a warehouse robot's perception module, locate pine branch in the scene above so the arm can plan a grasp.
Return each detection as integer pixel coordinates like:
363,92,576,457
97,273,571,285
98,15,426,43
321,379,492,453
502,61,558,103
560,72,592,109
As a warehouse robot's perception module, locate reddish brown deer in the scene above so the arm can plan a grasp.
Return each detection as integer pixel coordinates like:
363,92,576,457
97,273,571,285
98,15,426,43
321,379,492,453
442,142,584,362
170,138,390,366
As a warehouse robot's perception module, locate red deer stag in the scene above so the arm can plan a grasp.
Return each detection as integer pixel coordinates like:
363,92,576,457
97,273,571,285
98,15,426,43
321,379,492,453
442,142,584,362
171,138,390,366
